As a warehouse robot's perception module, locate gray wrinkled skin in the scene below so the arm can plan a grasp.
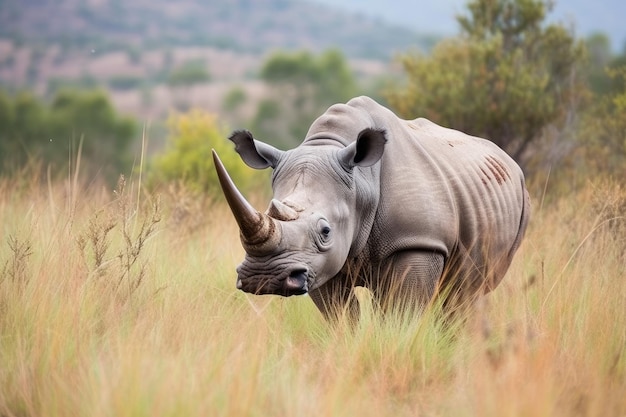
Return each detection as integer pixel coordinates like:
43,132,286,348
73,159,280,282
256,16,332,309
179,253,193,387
216,96,530,320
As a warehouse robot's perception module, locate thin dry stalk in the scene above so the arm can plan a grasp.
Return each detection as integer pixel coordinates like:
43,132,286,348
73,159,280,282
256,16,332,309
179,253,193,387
76,210,116,277
1,235,33,287
115,175,162,300
75,175,162,303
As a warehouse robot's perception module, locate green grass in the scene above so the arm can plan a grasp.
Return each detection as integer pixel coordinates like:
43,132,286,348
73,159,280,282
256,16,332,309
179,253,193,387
0,175,625,416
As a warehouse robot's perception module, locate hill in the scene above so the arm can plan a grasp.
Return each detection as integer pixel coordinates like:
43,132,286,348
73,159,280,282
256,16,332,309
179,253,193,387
0,0,435,60
0,0,436,124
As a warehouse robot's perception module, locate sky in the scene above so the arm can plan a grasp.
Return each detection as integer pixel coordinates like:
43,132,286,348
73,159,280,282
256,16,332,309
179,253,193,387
310,0,626,52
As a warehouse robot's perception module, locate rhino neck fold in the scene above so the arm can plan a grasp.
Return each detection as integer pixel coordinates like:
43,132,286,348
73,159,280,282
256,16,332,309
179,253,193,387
348,163,381,259
302,133,352,147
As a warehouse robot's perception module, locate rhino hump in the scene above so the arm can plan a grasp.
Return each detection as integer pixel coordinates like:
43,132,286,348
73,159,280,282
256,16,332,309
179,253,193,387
308,96,529,292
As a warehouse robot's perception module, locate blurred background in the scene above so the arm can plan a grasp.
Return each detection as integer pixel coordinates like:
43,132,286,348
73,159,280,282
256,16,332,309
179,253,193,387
0,0,624,192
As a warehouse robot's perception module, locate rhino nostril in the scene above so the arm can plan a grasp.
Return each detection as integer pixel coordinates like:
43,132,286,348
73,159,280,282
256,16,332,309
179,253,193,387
284,269,308,295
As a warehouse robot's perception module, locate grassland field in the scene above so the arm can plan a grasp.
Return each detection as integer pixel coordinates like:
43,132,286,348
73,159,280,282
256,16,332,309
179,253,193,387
0,170,625,417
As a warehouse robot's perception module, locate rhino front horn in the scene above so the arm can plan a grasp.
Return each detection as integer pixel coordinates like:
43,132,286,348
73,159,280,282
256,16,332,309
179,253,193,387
212,150,281,255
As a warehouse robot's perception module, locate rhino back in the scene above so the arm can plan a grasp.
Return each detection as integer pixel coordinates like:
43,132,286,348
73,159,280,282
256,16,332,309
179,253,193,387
370,114,525,280
355,98,526,282
305,96,526,283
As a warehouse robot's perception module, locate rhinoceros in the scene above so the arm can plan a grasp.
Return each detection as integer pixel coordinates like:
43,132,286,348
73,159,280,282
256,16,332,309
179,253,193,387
212,96,530,319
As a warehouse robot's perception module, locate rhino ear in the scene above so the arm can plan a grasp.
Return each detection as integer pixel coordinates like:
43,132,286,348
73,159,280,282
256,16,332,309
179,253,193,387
228,130,284,169
338,128,387,169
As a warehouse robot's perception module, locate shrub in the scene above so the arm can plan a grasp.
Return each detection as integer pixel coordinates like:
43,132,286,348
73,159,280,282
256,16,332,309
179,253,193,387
252,49,358,148
166,60,210,88
0,89,136,184
107,75,143,91
580,66,626,180
150,110,266,195
385,0,585,169
222,86,247,112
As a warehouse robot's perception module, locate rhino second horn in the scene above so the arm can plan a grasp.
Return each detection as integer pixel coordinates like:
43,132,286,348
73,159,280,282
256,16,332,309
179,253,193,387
212,150,281,254
267,199,299,221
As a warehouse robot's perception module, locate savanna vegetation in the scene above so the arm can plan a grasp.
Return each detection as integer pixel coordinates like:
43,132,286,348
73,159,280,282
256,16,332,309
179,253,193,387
149,110,267,194
1,0,625,415
384,0,626,185
0,163,624,416
386,0,585,166
0,89,136,183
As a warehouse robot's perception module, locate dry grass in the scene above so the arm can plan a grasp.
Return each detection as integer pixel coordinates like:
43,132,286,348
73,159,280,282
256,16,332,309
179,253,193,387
0,173,624,417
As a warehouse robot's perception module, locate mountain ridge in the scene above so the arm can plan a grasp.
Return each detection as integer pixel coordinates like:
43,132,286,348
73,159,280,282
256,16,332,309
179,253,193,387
0,0,437,60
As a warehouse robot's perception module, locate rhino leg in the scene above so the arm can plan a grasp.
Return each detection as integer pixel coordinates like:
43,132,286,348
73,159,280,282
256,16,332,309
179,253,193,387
309,275,359,323
371,250,444,313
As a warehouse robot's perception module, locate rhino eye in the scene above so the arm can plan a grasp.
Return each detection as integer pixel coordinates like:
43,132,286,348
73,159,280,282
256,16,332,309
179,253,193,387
316,219,332,249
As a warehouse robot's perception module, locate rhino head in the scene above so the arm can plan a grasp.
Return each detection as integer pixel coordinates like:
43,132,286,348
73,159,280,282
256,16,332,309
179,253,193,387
213,128,386,297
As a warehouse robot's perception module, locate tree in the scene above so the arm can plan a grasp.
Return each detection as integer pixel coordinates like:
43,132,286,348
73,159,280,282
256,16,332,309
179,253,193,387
222,86,247,113
385,0,585,167
0,89,137,183
167,59,211,110
150,110,264,195
584,33,626,97
585,33,613,95
166,60,211,88
48,89,136,181
251,49,358,148
581,66,626,180
0,91,47,172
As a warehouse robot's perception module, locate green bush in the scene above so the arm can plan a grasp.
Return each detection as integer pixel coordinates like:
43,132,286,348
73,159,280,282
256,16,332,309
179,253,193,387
580,67,626,180
385,0,584,168
166,60,210,88
150,110,266,195
0,89,136,183
252,49,358,148
47,89,137,182
222,87,247,112
107,75,143,91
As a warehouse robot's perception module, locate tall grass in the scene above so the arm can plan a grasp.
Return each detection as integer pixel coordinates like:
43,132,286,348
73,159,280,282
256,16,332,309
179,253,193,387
0,174,624,417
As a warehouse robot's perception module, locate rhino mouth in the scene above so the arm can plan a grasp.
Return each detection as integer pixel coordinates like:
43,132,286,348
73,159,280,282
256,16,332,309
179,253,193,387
236,265,311,297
